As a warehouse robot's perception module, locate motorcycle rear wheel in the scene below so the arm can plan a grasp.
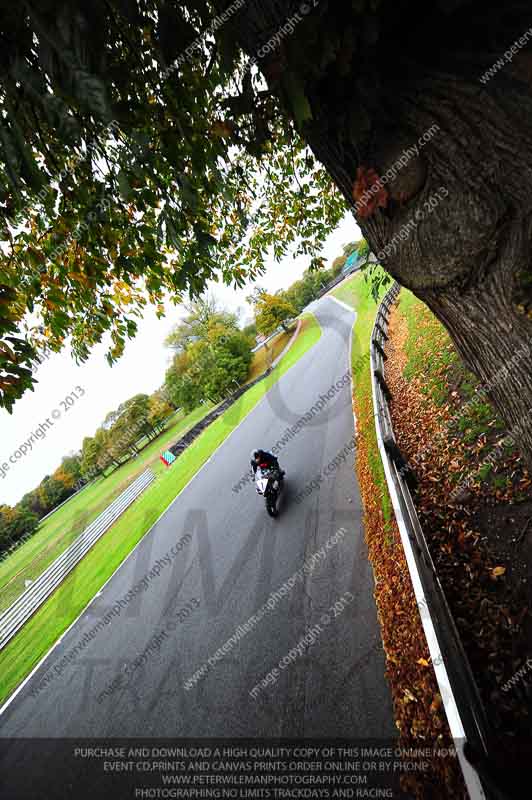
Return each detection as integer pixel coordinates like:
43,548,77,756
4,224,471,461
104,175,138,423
266,501,278,518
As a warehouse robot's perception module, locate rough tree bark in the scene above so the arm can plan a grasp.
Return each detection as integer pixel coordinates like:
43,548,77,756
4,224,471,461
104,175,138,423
230,0,532,469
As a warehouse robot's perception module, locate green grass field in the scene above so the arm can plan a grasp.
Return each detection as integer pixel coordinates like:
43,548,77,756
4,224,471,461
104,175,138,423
330,272,366,309
331,270,392,524
0,313,320,706
398,288,461,407
395,288,510,487
0,403,215,613
247,325,295,382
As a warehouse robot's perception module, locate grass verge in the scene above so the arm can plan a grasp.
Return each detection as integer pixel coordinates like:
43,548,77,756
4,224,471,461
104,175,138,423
329,271,364,308
247,326,295,382
332,270,393,525
0,313,320,707
0,403,215,612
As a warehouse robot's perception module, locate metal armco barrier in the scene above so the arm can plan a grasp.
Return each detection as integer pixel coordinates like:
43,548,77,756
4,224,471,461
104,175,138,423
0,468,155,651
371,283,498,800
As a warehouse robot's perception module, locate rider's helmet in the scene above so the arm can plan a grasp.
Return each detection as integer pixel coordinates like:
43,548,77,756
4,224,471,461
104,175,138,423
252,449,261,461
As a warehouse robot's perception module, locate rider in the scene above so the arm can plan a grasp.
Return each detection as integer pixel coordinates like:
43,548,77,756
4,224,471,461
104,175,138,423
251,449,285,479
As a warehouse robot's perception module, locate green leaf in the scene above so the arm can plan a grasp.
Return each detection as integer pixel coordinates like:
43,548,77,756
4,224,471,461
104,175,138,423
283,73,313,129
117,170,133,202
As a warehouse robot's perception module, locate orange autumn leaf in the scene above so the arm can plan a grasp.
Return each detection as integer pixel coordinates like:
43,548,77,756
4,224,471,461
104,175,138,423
402,688,417,703
211,120,234,139
352,165,389,218
430,693,442,713
491,566,506,578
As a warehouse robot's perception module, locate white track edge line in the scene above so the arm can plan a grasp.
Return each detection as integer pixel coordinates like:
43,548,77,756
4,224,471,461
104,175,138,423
327,294,356,314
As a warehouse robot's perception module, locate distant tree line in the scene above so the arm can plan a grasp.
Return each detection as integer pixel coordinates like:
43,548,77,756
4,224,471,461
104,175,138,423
0,392,175,557
329,239,366,282
248,240,365,338
79,392,175,481
163,298,254,413
0,454,83,558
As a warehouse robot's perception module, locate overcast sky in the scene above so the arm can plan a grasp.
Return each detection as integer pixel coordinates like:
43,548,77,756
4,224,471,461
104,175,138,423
0,212,360,506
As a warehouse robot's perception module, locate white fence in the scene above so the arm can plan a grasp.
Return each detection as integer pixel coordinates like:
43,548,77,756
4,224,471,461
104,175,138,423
0,468,155,651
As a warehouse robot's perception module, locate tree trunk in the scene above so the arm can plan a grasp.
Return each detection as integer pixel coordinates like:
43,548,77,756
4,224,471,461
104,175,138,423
424,277,532,460
231,0,532,467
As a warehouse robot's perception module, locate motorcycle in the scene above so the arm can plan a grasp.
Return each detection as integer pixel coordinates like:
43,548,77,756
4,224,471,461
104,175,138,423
255,466,284,517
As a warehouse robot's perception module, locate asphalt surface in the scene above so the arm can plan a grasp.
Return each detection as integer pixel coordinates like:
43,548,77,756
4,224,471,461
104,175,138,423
0,295,397,796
